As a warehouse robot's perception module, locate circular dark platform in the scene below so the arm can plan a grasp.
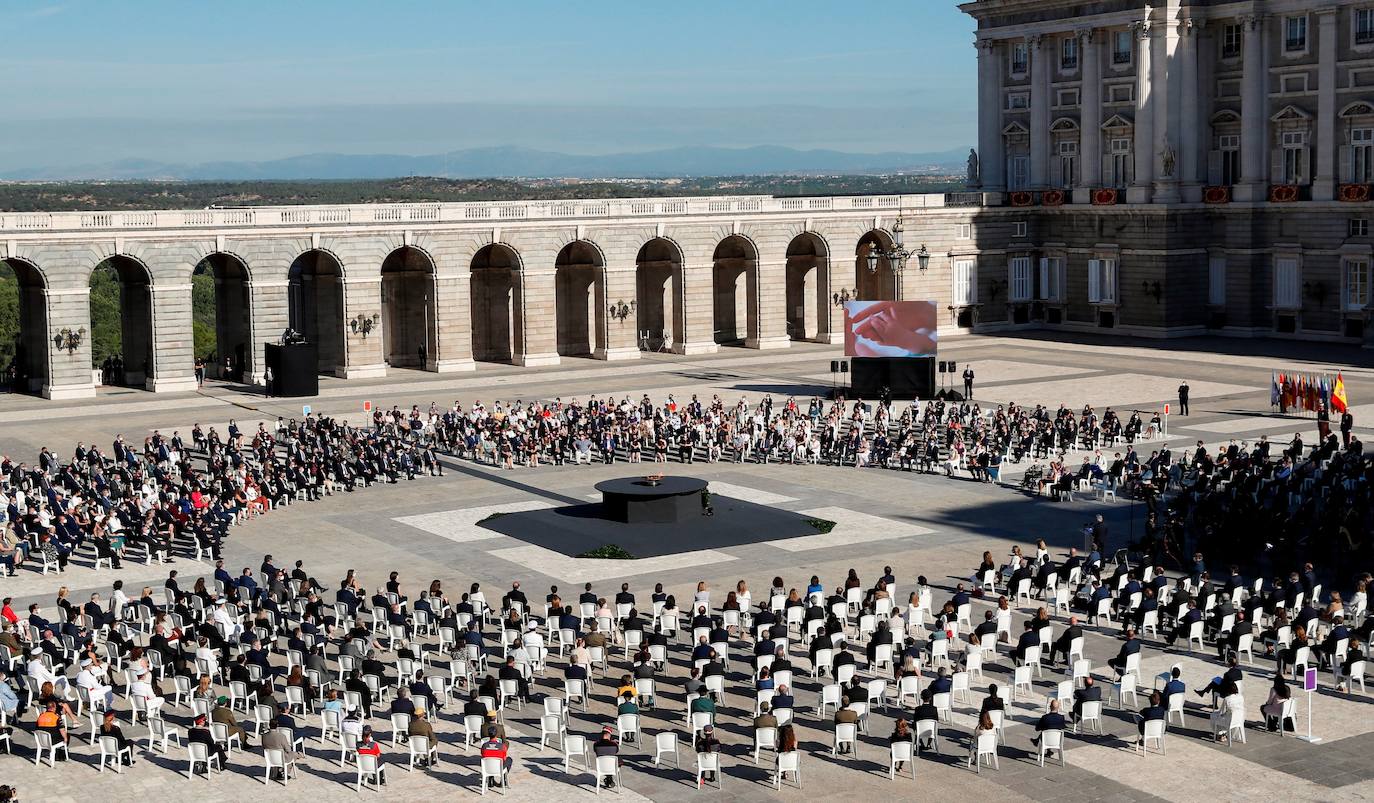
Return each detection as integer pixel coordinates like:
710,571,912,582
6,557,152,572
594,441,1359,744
594,476,709,524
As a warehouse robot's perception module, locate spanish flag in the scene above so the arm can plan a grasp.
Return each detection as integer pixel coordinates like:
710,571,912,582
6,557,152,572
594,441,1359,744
1332,372,1350,413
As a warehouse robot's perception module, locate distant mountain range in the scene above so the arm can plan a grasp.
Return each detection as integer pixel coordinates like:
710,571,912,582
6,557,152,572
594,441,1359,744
0,145,969,181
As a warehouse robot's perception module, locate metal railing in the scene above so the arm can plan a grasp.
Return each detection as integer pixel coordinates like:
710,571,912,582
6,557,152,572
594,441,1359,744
0,192,973,234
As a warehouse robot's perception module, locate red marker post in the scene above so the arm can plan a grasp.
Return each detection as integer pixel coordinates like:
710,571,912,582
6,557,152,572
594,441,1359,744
1162,403,1170,437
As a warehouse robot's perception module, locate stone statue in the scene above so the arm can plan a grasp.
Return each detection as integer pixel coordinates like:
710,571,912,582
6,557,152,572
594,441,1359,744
1160,139,1177,178
967,148,981,185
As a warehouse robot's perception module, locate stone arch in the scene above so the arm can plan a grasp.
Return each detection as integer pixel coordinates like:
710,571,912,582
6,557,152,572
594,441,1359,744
287,248,347,375
856,230,898,301
634,236,685,351
554,239,606,358
0,256,49,394
380,245,437,370
192,251,253,382
785,231,830,342
470,242,522,363
712,234,759,345
90,254,156,387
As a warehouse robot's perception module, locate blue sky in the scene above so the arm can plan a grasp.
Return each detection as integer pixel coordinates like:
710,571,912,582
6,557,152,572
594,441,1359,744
0,1,976,170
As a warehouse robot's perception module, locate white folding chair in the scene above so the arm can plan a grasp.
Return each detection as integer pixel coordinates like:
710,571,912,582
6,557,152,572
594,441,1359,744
653,731,679,767
1138,718,1166,754
889,739,915,779
968,730,999,772
696,751,723,789
1037,728,1066,767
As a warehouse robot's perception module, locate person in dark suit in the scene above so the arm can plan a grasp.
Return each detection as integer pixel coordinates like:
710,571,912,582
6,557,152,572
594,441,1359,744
980,684,1005,715
1177,381,1189,416
1219,610,1253,660
1137,691,1167,738
929,668,952,695
1072,676,1101,723
1107,629,1141,677
1050,617,1083,665
1166,602,1202,647
1160,666,1186,705
1030,699,1067,757
969,611,998,648
1197,655,1243,699
1012,621,1039,664
912,690,939,749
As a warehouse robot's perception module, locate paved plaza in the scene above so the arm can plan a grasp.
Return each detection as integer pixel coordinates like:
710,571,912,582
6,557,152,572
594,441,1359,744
3,332,1374,802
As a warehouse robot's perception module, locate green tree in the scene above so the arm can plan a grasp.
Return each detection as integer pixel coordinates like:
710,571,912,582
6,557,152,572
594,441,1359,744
88,265,122,366
0,267,18,370
191,267,216,359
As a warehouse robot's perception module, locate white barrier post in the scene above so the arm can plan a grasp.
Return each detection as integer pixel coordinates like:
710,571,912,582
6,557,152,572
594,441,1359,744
1299,666,1322,743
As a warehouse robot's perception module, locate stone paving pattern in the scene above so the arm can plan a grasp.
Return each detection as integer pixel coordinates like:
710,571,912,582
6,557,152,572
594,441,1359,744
2,332,1374,802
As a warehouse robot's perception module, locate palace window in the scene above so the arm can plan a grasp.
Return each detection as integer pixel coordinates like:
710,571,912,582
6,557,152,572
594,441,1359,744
1112,31,1132,65
1221,23,1243,59
1087,258,1117,304
1061,36,1079,71
1285,16,1308,53
1038,257,1065,302
1208,257,1227,306
952,258,977,306
1353,128,1374,183
1010,41,1029,75
1357,8,1374,46
1110,138,1133,189
1274,257,1300,309
1009,257,1033,302
1345,258,1370,311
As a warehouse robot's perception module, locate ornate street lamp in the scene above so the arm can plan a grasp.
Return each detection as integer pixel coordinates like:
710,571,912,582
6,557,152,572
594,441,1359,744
349,313,380,337
866,215,930,273
53,326,85,353
609,299,635,322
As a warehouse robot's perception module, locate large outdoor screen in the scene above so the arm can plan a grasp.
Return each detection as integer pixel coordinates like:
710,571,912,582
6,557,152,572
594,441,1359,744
843,300,938,358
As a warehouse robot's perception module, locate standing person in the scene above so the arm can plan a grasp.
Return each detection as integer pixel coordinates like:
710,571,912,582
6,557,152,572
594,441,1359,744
194,358,205,388
963,365,975,399
1177,380,1190,416
1341,408,1355,448
263,366,274,398
1317,402,1331,441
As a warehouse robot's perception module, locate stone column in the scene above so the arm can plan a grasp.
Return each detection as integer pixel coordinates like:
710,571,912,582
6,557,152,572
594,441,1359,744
517,269,560,366
340,277,387,378
679,262,718,355
1029,34,1051,189
1153,15,1181,203
977,38,1007,194
1128,19,1155,204
599,266,641,360
747,258,790,349
1236,14,1268,202
1179,19,1202,201
247,280,289,385
147,282,197,393
44,287,96,399
1314,9,1339,201
432,274,475,371
1076,28,1102,204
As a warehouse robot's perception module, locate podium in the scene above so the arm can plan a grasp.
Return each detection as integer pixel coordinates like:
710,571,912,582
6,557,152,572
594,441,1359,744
263,343,319,397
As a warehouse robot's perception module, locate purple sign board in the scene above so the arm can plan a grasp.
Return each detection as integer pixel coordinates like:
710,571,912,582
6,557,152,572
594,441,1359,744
1303,667,1318,692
